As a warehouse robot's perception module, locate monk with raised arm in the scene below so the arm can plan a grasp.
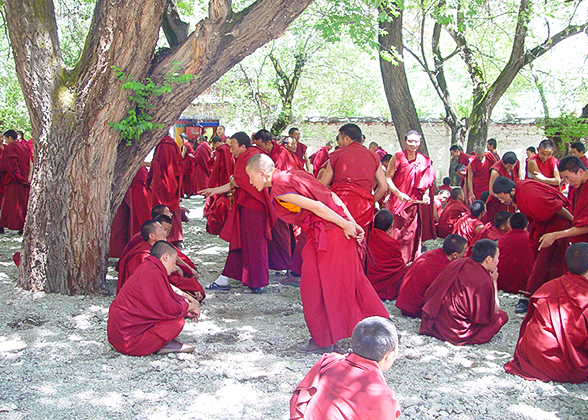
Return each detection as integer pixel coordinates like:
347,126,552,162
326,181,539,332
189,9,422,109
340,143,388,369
526,139,560,188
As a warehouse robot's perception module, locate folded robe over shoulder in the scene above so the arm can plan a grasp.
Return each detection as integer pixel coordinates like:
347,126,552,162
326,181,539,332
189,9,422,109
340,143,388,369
452,214,483,246
497,229,534,294
366,228,407,300
290,352,401,420
436,199,468,238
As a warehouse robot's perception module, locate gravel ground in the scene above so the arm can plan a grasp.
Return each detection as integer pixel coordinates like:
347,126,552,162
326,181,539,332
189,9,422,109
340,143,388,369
0,196,587,419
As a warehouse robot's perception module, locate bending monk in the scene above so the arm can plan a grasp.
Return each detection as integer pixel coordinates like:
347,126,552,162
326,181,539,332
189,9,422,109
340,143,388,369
246,153,389,353
290,316,401,420
504,242,588,383
420,239,508,345
107,241,200,356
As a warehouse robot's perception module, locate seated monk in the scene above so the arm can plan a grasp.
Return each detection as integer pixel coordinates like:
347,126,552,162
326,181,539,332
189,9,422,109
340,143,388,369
420,239,508,345
504,243,588,383
367,209,407,300
107,241,200,356
433,189,450,223
466,211,511,256
437,188,468,238
439,177,452,192
396,234,467,318
452,200,485,245
290,316,401,420
497,213,535,294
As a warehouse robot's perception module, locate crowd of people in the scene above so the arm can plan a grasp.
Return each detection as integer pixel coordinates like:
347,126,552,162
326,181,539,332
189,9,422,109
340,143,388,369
2,123,587,419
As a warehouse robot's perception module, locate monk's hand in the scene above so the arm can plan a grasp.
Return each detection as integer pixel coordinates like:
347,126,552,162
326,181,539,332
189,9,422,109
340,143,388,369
354,224,365,243
190,268,200,279
199,188,214,197
538,232,558,250
343,221,357,239
188,300,201,321
421,194,430,205
534,171,548,182
396,192,412,202
490,269,499,282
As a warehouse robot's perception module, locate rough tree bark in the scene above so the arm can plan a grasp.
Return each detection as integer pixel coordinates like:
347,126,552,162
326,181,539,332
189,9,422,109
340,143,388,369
5,0,314,294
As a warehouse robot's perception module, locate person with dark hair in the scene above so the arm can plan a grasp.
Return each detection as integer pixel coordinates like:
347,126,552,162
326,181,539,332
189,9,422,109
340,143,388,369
469,210,511,249
179,133,196,197
486,138,499,163
505,242,588,383
288,127,311,172
526,139,560,187
216,125,227,143
493,176,572,313
290,316,401,420
467,146,494,202
433,189,450,222
380,153,392,170
538,156,588,249
246,153,388,353
108,240,200,356
439,177,452,192
524,147,537,179
200,132,276,293
386,130,436,263
569,142,588,167
452,200,485,245
396,234,467,318
420,239,508,345
368,141,388,161
366,209,407,300
485,151,520,223
450,145,471,167
309,141,333,178
496,212,534,294
436,188,468,238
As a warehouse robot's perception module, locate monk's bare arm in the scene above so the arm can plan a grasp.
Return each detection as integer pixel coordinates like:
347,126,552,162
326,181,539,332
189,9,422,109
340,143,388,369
528,160,560,186
385,155,411,202
303,153,312,173
320,162,334,187
199,181,231,196
539,225,588,249
488,169,500,197
373,166,388,202
552,166,561,186
467,164,474,199
557,207,574,222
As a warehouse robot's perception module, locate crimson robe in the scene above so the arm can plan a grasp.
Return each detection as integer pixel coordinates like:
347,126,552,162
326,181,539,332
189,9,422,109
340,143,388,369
270,169,389,347
471,223,502,242
388,150,436,263
129,167,152,236
452,213,483,245
193,141,213,192
532,155,558,182
181,141,196,196
505,273,588,383
485,160,519,223
455,151,471,167
294,141,308,163
107,256,189,356
290,352,401,420
438,185,452,192
109,189,132,258
420,258,508,345
205,143,234,234
169,247,206,299
436,199,468,238
366,228,407,300
396,248,452,318
0,141,31,231
469,153,493,200
117,240,151,292
310,146,329,178
568,182,588,244
580,155,588,168
497,229,534,294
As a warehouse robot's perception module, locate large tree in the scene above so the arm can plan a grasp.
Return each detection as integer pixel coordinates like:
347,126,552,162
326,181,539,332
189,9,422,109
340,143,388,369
5,0,313,294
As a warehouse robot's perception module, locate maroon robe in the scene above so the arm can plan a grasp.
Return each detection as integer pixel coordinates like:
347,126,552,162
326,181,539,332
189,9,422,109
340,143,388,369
396,248,452,318
532,155,558,183
205,143,234,234
310,146,330,178
497,229,534,294
452,213,483,246
420,258,508,345
455,151,471,167
469,153,493,200
109,189,132,258
0,141,31,231
107,256,189,356
294,141,308,164
117,240,151,292
485,160,519,223
193,141,213,193
436,199,468,238
130,167,152,236
270,169,389,347
438,185,452,192
290,352,401,420
568,182,588,244
388,150,436,263
580,155,588,168
366,228,407,300
181,141,196,196
505,273,588,383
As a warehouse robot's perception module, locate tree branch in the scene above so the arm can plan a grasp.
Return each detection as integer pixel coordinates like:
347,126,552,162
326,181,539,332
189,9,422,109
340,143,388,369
162,0,190,47
209,0,232,24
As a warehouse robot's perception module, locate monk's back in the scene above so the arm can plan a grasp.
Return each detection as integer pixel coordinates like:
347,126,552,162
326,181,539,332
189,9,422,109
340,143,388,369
330,142,379,191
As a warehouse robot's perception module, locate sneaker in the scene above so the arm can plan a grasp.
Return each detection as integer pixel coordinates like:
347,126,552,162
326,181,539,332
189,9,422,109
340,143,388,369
515,297,529,314
205,281,231,290
156,339,195,355
297,338,334,354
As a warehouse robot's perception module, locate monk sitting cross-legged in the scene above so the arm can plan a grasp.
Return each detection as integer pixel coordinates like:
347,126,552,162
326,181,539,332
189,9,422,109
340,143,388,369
290,316,401,420
436,188,468,238
497,213,534,294
504,242,588,383
420,239,508,345
366,209,407,301
452,200,485,245
107,240,200,356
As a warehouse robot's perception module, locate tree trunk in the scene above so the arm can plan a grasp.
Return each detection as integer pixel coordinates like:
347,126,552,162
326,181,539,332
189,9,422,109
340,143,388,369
6,0,314,294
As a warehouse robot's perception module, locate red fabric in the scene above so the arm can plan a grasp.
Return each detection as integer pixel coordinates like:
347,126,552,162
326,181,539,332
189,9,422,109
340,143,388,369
0,141,31,231
117,232,142,270
171,247,205,298
396,248,451,318
374,146,387,160
419,187,437,242
436,199,468,238
452,213,483,245
568,183,588,244
271,141,303,171
469,153,493,200
208,143,234,189
366,228,407,300
311,146,330,177
117,240,151,292
456,151,471,166
290,352,401,420
438,185,452,192
107,255,189,356
193,141,213,192
270,169,389,346
497,229,534,294
148,135,182,212
580,155,588,168
130,167,151,236
485,160,520,223
505,273,588,383
420,258,508,345
294,141,308,162
205,195,230,235
167,207,183,244
109,190,132,258
532,155,558,181
471,223,502,242
181,141,196,196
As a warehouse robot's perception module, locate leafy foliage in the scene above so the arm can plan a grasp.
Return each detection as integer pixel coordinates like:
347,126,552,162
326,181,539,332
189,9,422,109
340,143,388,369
540,112,588,146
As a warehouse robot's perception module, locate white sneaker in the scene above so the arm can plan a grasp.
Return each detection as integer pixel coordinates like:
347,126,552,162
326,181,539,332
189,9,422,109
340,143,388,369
215,275,230,287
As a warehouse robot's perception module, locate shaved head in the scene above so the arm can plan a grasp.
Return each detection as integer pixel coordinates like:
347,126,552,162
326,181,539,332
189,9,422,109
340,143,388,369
246,153,275,173
150,240,177,259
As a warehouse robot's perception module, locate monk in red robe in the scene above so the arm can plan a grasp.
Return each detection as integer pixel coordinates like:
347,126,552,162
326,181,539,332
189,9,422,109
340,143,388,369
524,147,536,179
216,125,228,143
486,138,500,164
471,210,510,243
108,241,200,356
485,151,519,223
147,135,183,245
283,136,305,170
309,141,333,178
467,146,494,201
180,133,196,197
493,177,572,314
497,213,534,294
289,127,311,172
570,141,588,167
396,234,467,318
386,130,436,263
321,124,387,231
505,242,588,383
526,139,560,188
452,200,485,245
0,129,32,233
201,133,276,293
109,189,132,258
368,141,388,161
366,209,407,300
246,153,389,352
437,188,468,238
433,189,450,223
193,135,213,193
420,239,508,345
450,145,471,167
129,166,152,236
290,317,401,420
204,137,234,235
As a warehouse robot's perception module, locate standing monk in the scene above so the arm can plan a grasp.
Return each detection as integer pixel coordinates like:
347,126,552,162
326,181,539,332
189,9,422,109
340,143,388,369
570,142,588,167
467,146,493,202
216,125,228,143
129,165,152,236
526,139,560,188
180,133,196,197
386,130,436,263
449,145,471,167
497,213,534,294
486,138,500,164
246,153,389,353
193,135,213,193
485,151,519,223
204,135,234,235
289,127,312,172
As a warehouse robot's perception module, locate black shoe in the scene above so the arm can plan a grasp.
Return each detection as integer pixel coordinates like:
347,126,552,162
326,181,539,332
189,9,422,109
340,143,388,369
515,298,529,314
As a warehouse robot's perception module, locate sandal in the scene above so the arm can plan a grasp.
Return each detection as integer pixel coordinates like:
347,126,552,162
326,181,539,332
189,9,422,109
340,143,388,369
205,281,231,290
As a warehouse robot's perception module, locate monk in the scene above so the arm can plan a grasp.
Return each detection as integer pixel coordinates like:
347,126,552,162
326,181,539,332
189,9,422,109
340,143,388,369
180,133,196,197
449,145,471,167
290,316,401,420
386,130,436,263
570,142,588,167
204,135,234,235
109,189,132,258
452,200,485,245
505,242,588,383
147,135,183,245
493,176,572,313
193,135,213,193
420,239,508,345
524,146,536,179
368,141,388,161
216,125,228,143
486,151,519,223
467,146,493,201
437,188,468,238
282,136,305,170
0,129,32,233
107,241,200,356
309,141,333,178
289,127,311,172
433,189,450,222
201,132,276,293
526,139,560,188
471,211,511,243
246,153,389,353
129,166,152,236
366,209,407,300
497,213,534,294
486,138,500,163
438,177,452,192
396,234,467,318
321,123,387,231
538,156,588,248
